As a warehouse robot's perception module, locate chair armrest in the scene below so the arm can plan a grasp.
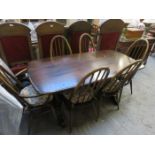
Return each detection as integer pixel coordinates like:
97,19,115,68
19,93,46,99
15,68,28,77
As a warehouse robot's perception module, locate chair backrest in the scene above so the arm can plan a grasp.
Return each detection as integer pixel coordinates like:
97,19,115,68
50,35,72,57
69,67,110,105
126,39,149,61
0,22,33,66
79,33,96,53
98,19,124,50
68,21,92,53
36,21,65,58
103,60,142,94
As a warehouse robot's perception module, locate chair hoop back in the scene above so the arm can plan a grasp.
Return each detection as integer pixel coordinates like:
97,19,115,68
79,33,96,53
50,35,72,57
104,60,142,93
126,39,149,61
69,67,110,104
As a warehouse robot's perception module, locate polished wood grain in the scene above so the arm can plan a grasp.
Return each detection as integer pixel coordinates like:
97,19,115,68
28,50,135,94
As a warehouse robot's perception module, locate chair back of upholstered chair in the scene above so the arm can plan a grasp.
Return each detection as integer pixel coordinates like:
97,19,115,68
68,21,92,53
79,33,96,53
68,67,110,105
36,21,65,58
0,22,33,66
50,35,72,57
98,19,124,51
103,60,142,94
126,39,149,61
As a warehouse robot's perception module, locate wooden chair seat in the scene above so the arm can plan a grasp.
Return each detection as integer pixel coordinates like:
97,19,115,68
20,85,53,107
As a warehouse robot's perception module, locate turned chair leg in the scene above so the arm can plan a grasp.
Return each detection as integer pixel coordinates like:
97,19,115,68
130,80,133,95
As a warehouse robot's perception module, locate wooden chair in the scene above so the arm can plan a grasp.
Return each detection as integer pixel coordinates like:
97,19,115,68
67,21,92,53
126,38,149,61
0,22,33,74
101,60,142,109
60,67,110,133
36,21,65,58
50,35,72,57
0,65,55,134
98,19,124,51
125,39,149,94
79,33,96,53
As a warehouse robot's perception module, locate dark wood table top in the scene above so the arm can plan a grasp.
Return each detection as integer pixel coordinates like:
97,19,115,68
28,50,135,94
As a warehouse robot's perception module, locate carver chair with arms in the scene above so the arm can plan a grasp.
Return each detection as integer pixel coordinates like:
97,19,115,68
0,65,55,134
101,60,142,110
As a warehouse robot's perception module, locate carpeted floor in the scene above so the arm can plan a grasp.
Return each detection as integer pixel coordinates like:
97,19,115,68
29,55,155,135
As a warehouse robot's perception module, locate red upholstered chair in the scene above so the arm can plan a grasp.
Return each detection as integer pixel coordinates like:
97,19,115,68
36,21,65,58
67,21,92,53
0,23,33,74
97,19,124,51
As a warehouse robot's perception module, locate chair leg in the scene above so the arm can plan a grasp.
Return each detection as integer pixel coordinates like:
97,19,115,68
130,80,133,95
50,105,57,121
28,113,33,135
96,101,100,120
69,108,73,134
91,102,98,121
114,88,123,110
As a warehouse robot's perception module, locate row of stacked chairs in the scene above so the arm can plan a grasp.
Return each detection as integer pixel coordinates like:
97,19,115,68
0,19,124,74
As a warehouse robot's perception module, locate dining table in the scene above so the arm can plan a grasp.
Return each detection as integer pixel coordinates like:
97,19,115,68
28,50,136,95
